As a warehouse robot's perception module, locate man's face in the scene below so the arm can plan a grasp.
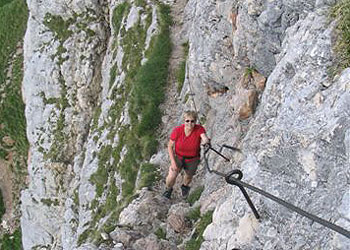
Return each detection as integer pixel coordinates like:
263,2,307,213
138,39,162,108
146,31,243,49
184,116,196,130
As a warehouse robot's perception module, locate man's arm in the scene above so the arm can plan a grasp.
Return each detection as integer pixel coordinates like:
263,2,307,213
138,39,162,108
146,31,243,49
200,133,210,145
168,139,178,171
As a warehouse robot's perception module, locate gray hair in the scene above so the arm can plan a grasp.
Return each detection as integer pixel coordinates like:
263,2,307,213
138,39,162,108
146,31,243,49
183,110,198,121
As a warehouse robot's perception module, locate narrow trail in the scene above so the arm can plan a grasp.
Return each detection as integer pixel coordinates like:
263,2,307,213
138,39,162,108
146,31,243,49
156,0,192,200
159,0,188,139
156,0,244,203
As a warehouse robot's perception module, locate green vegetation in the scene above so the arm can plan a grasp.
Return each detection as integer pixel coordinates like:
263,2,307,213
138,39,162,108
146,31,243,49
0,0,12,8
0,0,29,159
185,210,214,250
176,41,189,93
0,2,28,249
90,145,112,197
135,0,147,8
43,13,73,68
199,116,206,125
0,0,28,87
43,13,74,42
186,185,204,206
81,3,172,245
185,206,201,222
39,92,58,105
0,190,5,222
130,4,172,136
42,9,100,161
0,52,29,158
41,198,59,207
0,229,22,250
331,0,350,70
138,163,160,189
155,227,167,240
244,66,255,78
112,2,130,37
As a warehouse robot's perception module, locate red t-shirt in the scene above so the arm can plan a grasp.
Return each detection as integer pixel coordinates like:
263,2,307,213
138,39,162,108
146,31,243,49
170,124,206,158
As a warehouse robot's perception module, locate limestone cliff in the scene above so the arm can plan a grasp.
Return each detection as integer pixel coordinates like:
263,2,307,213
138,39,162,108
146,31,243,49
19,0,349,249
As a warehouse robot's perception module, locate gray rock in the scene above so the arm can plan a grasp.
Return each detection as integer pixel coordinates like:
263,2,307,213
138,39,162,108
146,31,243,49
109,227,142,247
167,202,191,233
20,0,350,249
112,243,124,250
119,189,170,233
132,234,177,250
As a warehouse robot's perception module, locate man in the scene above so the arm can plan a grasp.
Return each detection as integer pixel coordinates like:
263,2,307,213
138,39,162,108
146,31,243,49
163,111,210,199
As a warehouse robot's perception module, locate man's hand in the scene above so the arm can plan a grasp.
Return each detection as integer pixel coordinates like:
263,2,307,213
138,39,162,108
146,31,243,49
202,142,211,150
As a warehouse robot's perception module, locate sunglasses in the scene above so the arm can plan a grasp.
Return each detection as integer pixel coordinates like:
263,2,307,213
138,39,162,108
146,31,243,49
185,120,195,123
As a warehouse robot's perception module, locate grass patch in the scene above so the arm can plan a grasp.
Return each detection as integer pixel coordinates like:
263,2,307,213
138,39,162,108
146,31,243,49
135,0,147,8
0,0,28,86
185,210,213,250
0,0,29,158
43,13,74,42
244,66,255,78
176,41,189,93
155,227,166,240
41,198,59,207
0,2,28,248
90,145,113,197
1,228,22,250
138,163,160,189
0,0,12,8
112,2,130,36
185,206,201,223
0,53,29,158
186,186,204,206
131,3,172,134
331,0,350,71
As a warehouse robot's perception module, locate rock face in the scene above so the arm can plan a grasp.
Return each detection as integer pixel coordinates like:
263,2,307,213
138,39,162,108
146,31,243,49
21,0,109,248
20,0,349,250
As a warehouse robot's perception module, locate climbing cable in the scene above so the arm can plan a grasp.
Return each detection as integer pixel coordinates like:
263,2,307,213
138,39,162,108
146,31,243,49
185,61,349,238
203,144,350,239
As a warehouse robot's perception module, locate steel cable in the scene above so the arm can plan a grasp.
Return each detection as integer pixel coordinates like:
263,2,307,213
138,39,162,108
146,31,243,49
204,145,350,239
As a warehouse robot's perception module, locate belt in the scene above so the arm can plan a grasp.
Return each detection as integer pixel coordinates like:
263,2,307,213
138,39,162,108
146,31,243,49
176,154,200,165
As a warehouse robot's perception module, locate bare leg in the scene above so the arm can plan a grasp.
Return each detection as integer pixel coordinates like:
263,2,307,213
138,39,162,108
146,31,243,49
165,166,180,188
183,173,193,186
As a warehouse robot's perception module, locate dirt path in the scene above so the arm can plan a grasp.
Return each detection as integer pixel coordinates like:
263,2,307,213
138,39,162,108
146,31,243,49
158,0,187,156
156,0,203,201
159,0,188,141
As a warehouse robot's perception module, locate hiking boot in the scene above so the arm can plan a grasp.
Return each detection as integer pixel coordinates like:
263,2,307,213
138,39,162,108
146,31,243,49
162,187,173,199
181,184,190,197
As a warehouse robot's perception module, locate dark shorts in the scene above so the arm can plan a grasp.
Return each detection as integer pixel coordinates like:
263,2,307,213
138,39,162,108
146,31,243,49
175,156,200,176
